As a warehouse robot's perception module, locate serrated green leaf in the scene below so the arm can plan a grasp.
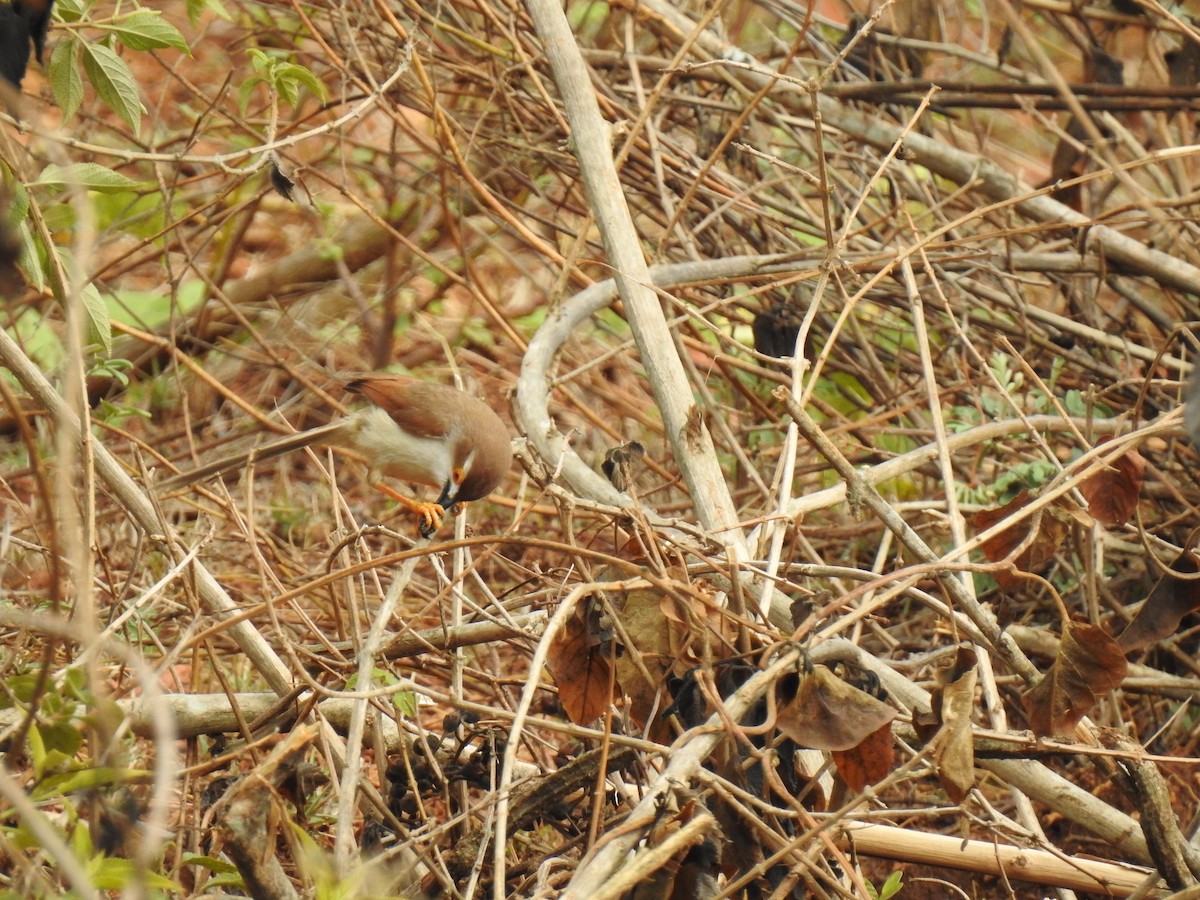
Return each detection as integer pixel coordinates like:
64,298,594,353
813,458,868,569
35,163,146,193
80,43,144,131
111,10,189,52
7,181,30,222
276,62,326,104
55,0,84,22
16,222,43,292
49,40,83,122
181,854,239,875
237,74,263,117
81,284,112,356
186,0,231,25
275,73,298,107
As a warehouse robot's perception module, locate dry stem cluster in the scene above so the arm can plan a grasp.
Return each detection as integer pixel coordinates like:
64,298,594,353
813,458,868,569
3,0,1200,897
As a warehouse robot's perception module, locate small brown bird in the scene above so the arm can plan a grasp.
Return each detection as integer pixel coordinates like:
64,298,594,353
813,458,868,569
161,374,512,536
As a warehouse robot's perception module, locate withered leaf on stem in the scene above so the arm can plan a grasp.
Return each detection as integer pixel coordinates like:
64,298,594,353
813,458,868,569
927,646,978,803
547,600,616,726
610,585,735,737
602,440,645,492
774,664,896,752
831,722,894,793
269,158,296,202
1117,548,1200,653
612,589,683,734
972,490,1071,589
1022,622,1127,738
1078,437,1144,527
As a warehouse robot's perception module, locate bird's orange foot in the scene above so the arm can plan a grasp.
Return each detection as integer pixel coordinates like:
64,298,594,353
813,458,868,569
371,483,447,538
412,500,446,538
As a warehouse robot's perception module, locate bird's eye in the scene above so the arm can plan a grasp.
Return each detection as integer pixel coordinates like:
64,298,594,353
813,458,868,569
452,467,466,485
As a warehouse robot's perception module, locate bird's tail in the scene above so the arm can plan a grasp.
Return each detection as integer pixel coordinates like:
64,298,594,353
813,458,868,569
157,420,351,490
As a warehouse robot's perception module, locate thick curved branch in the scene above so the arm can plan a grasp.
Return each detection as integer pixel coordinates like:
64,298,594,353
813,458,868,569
514,255,790,512
525,0,752,553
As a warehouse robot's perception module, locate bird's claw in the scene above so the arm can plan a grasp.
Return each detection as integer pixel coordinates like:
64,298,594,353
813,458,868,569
416,502,446,538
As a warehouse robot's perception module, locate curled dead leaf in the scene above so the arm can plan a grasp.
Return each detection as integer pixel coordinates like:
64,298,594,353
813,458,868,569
602,440,645,492
1023,622,1127,738
972,491,1080,589
1078,437,1144,527
930,646,978,803
1117,547,1200,653
774,664,897,752
546,598,615,726
831,723,894,793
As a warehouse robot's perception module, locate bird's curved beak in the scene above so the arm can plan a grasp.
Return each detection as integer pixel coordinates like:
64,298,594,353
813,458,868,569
437,458,471,511
436,479,460,513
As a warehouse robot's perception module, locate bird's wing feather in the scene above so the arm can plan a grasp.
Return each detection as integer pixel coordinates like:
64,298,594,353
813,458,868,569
344,376,454,440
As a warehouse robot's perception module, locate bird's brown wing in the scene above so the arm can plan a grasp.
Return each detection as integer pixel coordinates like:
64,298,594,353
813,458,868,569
343,375,454,440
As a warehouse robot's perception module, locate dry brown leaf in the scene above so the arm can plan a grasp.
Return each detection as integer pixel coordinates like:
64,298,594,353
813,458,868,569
1023,622,1127,737
602,440,645,492
1078,437,1144,527
1117,549,1200,653
934,647,978,802
913,646,978,801
774,665,897,751
606,578,741,734
546,601,615,726
973,491,1068,588
831,722,894,793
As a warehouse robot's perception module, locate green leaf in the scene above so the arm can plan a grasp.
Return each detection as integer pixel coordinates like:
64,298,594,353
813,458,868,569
81,42,145,130
35,163,146,193
275,71,298,107
81,284,113,356
6,180,29,221
34,766,153,799
28,725,48,778
243,50,326,109
55,0,84,22
49,39,83,122
4,184,43,292
9,222,41,293
111,10,190,52
37,721,85,757
393,690,419,719
461,316,495,348
247,48,269,71
182,854,239,875
186,0,232,25
878,871,904,900
90,855,183,891
237,74,264,117
70,815,93,858
275,62,326,104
